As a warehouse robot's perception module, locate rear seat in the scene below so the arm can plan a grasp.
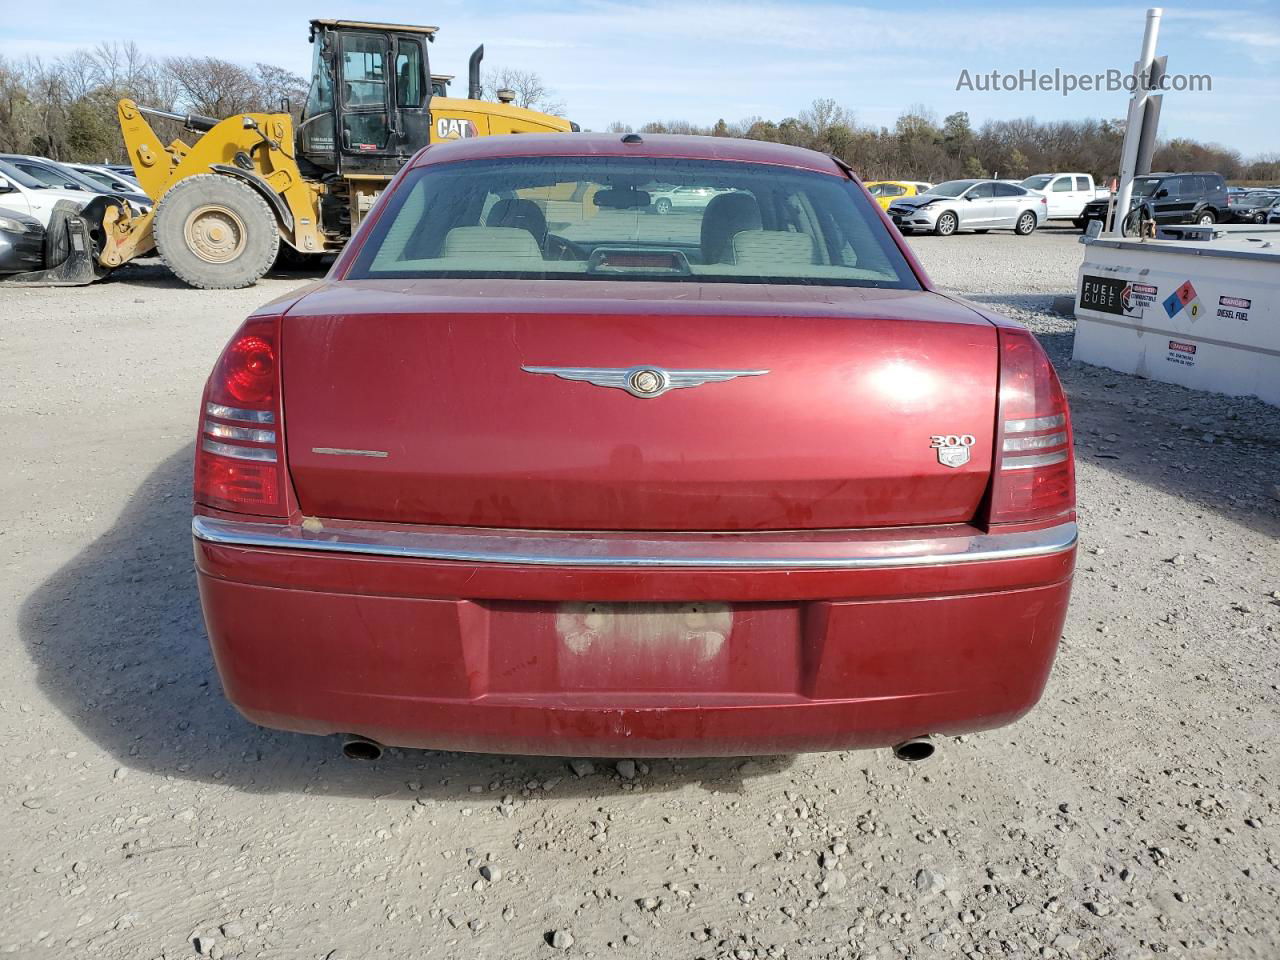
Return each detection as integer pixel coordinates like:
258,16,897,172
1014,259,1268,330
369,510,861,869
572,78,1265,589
729,230,817,266
441,226,546,260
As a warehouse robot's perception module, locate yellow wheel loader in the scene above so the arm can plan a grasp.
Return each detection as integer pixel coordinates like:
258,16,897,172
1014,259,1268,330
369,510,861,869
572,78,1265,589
11,19,575,289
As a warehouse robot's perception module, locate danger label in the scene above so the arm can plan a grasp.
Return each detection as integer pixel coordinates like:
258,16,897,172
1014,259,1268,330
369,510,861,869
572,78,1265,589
1217,295,1251,321
1167,340,1197,367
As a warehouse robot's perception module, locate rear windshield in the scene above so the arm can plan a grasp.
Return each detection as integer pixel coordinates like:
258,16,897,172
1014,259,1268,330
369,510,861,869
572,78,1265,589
347,156,921,289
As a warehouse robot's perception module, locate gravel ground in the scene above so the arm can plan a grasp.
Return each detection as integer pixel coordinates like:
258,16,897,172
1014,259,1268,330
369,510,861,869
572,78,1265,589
1,229,1278,960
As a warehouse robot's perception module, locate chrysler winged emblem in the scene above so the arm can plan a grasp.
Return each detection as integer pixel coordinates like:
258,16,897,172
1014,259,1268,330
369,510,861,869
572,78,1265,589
521,364,769,399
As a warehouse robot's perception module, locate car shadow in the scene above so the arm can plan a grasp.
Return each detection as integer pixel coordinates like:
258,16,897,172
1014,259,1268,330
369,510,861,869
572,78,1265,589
17,445,792,799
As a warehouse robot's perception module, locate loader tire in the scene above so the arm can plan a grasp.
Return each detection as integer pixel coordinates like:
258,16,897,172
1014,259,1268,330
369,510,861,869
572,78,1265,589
44,199,82,269
153,174,279,289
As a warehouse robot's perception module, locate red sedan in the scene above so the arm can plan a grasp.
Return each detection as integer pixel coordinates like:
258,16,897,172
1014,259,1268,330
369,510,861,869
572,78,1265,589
193,133,1075,760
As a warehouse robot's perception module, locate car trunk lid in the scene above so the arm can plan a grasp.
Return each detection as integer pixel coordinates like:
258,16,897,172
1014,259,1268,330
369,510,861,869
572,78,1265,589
281,280,997,531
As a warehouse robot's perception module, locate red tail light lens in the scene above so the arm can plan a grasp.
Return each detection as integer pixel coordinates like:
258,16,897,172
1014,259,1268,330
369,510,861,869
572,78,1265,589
987,326,1075,525
195,456,279,507
194,317,287,517
221,334,276,404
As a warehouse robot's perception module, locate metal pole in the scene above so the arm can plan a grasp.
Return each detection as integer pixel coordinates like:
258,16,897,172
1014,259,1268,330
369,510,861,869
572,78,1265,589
1108,7,1162,236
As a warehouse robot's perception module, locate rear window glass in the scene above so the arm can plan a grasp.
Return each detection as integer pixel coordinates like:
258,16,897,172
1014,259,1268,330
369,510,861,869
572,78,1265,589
348,156,921,289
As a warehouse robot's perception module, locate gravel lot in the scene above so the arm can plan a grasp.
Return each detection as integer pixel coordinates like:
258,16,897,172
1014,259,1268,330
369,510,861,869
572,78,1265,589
2,228,1278,960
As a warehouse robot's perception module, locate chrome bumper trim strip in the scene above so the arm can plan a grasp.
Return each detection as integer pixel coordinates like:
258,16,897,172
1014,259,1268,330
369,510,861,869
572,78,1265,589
193,516,1077,570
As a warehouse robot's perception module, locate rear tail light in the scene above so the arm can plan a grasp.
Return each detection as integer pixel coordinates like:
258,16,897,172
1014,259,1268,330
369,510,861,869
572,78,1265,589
194,317,287,517
987,326,1075,525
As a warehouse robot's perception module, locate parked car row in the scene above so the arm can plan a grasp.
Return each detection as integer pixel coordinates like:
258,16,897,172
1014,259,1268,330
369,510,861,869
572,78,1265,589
0,155,144,276
876,169,1276,236
1226,188,1280,224
0,154,149,214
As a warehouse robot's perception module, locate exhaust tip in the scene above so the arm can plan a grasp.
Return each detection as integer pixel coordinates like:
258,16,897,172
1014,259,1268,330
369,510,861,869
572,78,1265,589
341,736,383,761
892,737,935,762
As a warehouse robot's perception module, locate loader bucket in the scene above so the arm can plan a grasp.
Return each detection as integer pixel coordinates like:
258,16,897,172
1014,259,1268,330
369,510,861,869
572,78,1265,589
2,215,109,287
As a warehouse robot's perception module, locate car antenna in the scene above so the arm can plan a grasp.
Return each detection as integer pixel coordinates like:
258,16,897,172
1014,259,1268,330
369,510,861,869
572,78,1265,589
621,133,643,144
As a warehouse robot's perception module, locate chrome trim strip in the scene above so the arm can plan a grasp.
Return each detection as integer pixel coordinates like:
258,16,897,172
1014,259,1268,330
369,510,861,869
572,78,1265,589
206,402,275,424
1001,450,1069,471
201,438,278,463
311,447,389,458
192,516,1077,570
1003,431,1067,452
204,420,276,444
1004,413,1065,433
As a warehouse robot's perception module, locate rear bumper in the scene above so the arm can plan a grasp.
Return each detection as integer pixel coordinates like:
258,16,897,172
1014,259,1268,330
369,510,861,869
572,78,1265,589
194,515,1076,756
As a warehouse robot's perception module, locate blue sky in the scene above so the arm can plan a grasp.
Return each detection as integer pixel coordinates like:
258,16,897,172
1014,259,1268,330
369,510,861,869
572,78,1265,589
3,1,1277,157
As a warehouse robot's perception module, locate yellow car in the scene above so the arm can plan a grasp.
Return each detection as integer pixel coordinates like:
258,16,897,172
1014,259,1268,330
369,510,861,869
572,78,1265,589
865,180,933,210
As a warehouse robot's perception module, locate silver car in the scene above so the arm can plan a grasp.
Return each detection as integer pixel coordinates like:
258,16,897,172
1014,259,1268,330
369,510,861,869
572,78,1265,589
649,185,733,215
887,179,1046,236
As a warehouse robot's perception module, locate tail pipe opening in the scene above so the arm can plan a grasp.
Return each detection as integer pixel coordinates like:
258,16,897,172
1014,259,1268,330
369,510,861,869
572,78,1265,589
892,737,935,762
341,735,384,761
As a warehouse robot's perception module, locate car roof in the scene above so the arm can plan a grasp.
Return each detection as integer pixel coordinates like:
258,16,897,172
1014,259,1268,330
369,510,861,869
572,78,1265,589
410,134,844,176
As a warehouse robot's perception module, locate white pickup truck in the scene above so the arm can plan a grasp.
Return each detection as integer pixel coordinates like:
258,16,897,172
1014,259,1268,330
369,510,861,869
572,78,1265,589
1020,173,1111,220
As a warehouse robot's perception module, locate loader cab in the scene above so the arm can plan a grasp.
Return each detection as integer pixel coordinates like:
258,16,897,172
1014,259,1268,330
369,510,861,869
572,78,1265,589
298,19,437,177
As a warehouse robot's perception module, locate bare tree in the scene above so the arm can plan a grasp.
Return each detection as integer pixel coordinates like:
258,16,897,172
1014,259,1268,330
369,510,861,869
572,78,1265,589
800,99,853,139
481,67,564,114
253,63,308,117
162,56,261,117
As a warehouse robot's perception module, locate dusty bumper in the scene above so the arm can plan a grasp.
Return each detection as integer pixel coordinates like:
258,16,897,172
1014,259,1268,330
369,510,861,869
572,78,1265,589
194,516,1076,756
889,205,941,230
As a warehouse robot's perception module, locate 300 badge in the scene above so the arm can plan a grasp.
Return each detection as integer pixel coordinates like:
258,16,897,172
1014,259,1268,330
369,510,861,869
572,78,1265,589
930,433,976,468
